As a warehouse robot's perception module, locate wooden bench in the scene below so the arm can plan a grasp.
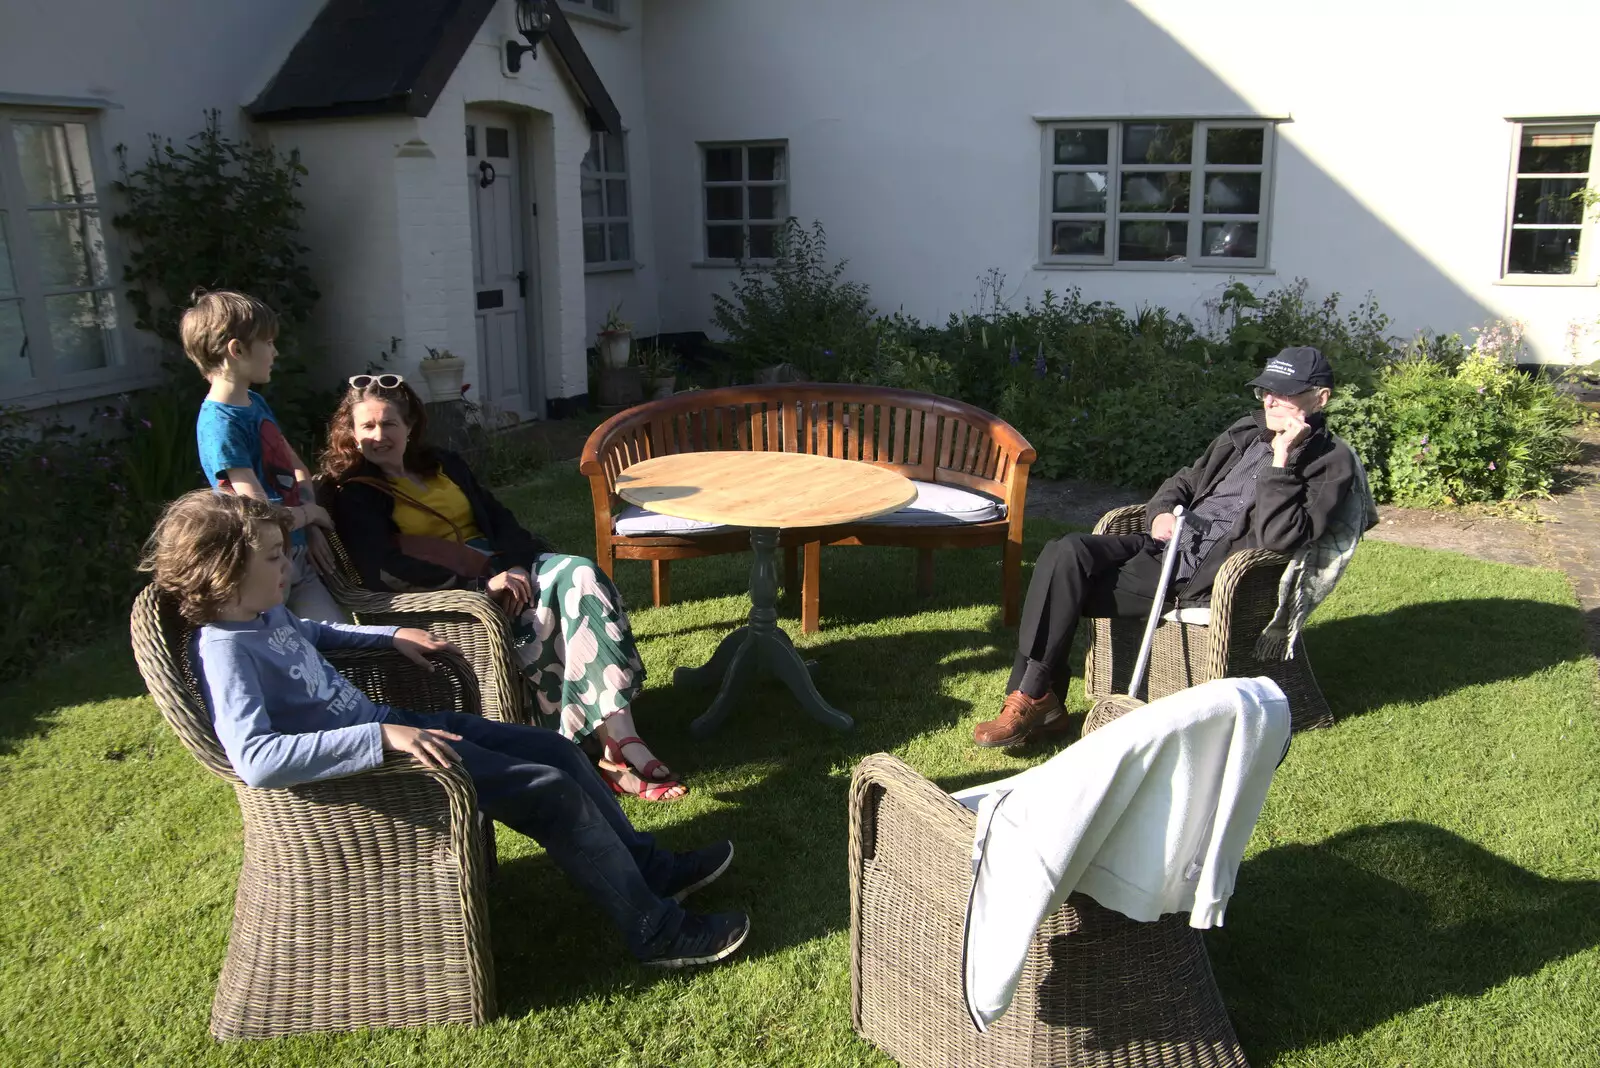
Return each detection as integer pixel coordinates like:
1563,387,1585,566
578,384,1036,632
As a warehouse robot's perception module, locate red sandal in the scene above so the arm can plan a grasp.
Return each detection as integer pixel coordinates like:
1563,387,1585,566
599,760,688,803
606,735,676,783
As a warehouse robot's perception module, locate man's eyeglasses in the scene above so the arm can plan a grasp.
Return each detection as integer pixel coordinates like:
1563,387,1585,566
347,373,406,390
1253,385,1314,402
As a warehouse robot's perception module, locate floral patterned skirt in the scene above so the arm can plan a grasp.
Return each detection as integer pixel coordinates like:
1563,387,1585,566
509,553,647,740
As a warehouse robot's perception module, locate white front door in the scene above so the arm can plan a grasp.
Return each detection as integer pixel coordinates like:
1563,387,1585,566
466,111,540,421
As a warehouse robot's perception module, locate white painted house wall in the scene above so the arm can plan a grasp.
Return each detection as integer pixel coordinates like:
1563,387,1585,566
642,0,1600,364
0,0,319,144
259,118,409,378
566,1,663,344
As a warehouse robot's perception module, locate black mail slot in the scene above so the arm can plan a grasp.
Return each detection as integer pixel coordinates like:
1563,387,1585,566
476,289,504,310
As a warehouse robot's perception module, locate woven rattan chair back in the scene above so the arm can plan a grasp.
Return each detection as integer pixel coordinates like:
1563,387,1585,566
314,518,528,726
848,694,1250,1068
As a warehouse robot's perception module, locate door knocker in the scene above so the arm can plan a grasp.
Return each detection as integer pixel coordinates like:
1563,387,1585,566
478,160,497,188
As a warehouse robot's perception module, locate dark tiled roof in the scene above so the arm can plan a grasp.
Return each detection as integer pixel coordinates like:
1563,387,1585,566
249,0,620,134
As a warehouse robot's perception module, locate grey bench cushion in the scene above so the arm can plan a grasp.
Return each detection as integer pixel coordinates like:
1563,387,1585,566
857,479,1005,526
613,505,731,536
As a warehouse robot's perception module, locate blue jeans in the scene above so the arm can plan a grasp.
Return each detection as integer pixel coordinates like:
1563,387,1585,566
386,709,684,958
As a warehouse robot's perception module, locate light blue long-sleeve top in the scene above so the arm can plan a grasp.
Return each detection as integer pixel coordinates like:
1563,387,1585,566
192,605,399,788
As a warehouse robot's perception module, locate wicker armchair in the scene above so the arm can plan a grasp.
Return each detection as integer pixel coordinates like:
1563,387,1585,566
849,699,1249,1067
309,487,528,726
129,584,496,1039
1083,505,1334,733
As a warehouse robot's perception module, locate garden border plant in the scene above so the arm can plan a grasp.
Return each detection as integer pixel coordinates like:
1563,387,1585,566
0,113,336,682
711,218,1587,503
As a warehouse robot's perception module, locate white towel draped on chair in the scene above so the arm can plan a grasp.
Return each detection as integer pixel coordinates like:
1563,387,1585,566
953,677,1291,1031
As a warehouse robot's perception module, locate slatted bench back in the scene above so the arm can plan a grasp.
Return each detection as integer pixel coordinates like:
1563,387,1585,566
584,384,1030,513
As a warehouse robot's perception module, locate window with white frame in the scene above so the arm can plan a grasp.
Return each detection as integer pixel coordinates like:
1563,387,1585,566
0,110,123,401
1041,120,1274,269
581,131,632,268
701,142,788,262
1502,121,1596,279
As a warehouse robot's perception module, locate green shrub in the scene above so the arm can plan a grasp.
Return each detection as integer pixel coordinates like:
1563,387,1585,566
1,116,334,682
710,219,877,380
0,400,205,681
710,223,1587,500
1208,279,1394,393
112,112,335,449
1352,341,1585,506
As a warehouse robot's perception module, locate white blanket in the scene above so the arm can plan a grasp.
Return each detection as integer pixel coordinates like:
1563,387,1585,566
954,677,1291,1031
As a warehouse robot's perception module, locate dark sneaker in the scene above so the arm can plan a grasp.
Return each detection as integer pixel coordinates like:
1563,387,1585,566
663,840,735,903
641,911,750,969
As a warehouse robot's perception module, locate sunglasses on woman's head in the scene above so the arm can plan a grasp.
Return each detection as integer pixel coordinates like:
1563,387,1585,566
347,373,406,390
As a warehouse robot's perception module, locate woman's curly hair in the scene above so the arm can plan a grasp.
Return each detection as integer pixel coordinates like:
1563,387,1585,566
140,490,293,624
318,378,439,482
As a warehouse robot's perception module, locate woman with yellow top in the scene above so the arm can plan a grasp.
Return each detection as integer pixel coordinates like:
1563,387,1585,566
322,376,685,801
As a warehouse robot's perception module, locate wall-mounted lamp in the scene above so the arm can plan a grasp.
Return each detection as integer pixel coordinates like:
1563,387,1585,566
505,0,553,73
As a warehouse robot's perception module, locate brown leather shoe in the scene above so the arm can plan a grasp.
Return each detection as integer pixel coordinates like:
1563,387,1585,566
973,690,1066,747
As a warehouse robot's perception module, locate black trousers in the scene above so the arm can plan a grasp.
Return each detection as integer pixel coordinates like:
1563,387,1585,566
1008,532,1169,698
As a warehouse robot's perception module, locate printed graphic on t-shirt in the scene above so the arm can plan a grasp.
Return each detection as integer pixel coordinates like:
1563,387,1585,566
267,624,366,717
258,419,302,508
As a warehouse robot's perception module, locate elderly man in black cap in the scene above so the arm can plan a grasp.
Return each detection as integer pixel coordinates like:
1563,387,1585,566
974,345,1364,747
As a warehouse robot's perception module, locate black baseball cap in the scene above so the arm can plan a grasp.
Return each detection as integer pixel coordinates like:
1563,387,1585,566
1246,346,1334,395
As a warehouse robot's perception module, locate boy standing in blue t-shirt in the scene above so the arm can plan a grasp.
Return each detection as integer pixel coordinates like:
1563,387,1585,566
183,290,343,622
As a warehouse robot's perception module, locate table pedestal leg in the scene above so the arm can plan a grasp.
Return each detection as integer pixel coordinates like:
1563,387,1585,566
672,627,748,689
678,528,854,738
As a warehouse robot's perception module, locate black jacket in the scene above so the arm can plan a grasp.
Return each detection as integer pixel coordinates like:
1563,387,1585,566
1146,410,1359,604
333,450,552,593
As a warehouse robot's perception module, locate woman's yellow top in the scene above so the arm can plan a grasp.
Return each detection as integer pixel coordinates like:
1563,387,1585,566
389,471,485,542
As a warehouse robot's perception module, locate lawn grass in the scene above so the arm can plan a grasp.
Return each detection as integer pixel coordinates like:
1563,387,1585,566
1,465,1597,1067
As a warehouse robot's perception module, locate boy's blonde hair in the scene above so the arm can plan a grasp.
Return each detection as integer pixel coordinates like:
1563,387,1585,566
179,289,279,377
140,490,292,624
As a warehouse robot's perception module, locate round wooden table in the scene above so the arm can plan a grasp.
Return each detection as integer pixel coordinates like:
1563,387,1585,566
616,451,916,736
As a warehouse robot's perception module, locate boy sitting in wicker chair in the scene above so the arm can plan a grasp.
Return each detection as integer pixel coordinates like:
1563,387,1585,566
142,489,750,970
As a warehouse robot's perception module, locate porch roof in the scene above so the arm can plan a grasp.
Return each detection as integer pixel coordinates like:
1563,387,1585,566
248,0,621,135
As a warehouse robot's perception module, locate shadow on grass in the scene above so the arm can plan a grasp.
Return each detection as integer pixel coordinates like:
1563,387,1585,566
648,627,1015,764
1211,821,1600,1063
486,758,866,1016
616,538,1059,637
1309,598,1589,717
0,636,146,756
483,626,1015,1016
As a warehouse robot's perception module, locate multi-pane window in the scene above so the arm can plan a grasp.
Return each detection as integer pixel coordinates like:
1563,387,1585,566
1041,120,1274,269
581,131,631,268
1502,122,1596,278
0,110,122,399
701,142,788,262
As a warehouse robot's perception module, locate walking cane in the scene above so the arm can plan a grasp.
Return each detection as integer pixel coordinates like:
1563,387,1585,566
1128,504,1186,702
1087,505,1186,726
